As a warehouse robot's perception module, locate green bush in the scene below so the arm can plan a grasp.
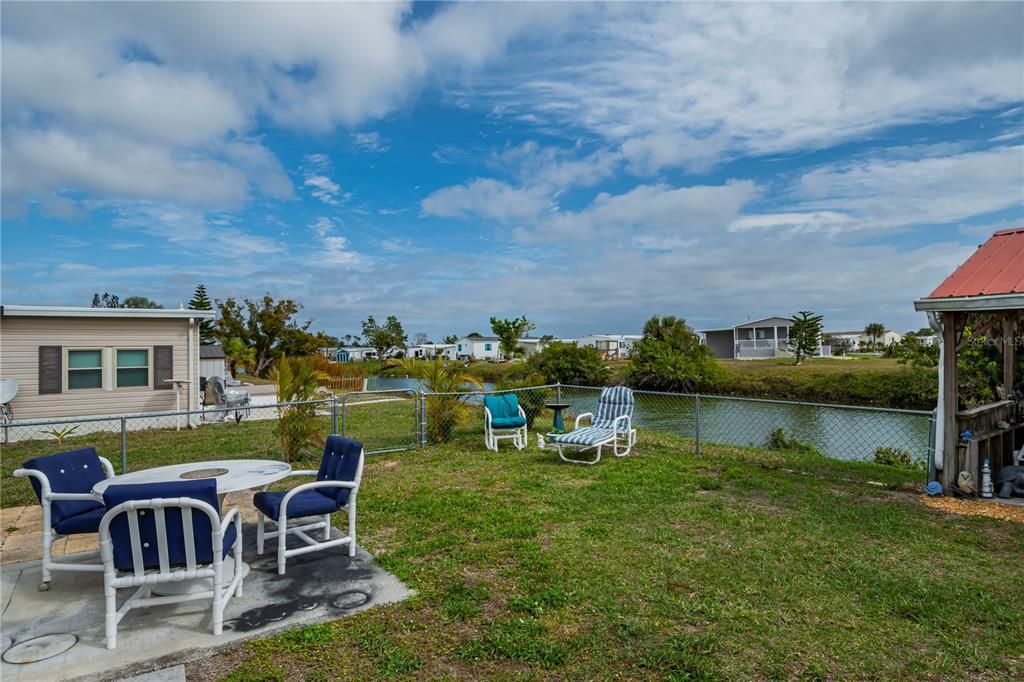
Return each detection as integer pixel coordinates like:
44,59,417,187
765,428,820,455
710,366,937,410
497,373,549,428
874,446,915,469
628,315,723,392
403,358,482,443
270,356,327,461
528,342,610,386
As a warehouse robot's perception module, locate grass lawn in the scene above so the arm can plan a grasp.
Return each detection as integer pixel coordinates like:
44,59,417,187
4,406,1021,680
719,356,906,374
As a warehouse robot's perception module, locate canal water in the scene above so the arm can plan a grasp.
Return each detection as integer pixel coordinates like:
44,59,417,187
565,390,933,463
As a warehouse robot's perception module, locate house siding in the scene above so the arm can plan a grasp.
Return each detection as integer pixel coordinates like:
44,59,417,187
703,330,735,359
0,316,194,420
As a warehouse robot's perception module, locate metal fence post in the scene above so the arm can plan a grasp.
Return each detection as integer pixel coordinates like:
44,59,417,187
694,394,701,457
120,416,128,473
331,394,339,434
419,389,428,448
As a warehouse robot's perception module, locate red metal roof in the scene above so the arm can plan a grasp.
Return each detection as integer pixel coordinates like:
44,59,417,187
926,227,1024,299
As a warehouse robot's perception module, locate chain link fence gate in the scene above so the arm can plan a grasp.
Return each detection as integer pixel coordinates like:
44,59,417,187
338,389,420,454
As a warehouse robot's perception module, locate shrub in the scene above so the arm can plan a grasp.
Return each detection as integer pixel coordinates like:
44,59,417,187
765,427,820,455
874,446,915,469
306,353,365,379
270,356,327,461
404,358,482,443
497,373,549,428
628,315,723,392
528,342,610,386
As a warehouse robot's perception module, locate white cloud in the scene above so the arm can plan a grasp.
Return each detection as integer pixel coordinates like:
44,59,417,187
421,178,551,224
2,128,252,208
492,141,622,190
479,3,1023,172
309,217,339,237
351,132,389,153
320,235,361,266
304,174,345,206
303,153,331,171
520,180,761,242
795,144,1024,228
1,2,574,213
728,212,858,236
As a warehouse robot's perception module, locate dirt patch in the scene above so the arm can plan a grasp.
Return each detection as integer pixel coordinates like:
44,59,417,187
920,495,1024,524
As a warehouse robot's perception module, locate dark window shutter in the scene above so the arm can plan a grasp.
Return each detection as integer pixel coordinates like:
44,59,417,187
153,346,173,390
39,346,62,394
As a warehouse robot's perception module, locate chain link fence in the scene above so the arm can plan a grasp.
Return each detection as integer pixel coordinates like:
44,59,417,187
556,385,934,466
1,383,934,504
414,383,934,469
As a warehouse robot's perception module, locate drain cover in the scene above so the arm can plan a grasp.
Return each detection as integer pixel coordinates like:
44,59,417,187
3,634,77,664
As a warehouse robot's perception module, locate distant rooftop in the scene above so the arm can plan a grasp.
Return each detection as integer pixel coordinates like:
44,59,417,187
1,304,214,320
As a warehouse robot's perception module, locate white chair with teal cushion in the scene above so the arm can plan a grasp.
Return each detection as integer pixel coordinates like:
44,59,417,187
483,394,528,451
548,386,637,465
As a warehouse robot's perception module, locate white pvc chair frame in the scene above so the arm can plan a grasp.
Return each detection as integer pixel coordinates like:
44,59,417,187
554,412,637,465
98,497,244,649
256,450,364,575
13,456,116,591
483,404,528,451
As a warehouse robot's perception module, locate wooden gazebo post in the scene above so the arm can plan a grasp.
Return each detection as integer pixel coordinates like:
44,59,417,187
914,227,1024,491
940,311,959,490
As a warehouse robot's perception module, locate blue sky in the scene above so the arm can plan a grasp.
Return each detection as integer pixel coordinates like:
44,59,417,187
2,2,1022,341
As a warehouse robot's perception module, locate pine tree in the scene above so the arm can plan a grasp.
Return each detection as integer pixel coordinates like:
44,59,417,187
788,311,824,365
189,284,216,344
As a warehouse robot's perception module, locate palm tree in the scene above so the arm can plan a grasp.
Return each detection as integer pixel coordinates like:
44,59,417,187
270,356,328,461
864,323,886,350
402,358,482,442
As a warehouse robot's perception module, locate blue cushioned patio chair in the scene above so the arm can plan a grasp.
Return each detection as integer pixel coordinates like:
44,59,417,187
547,386,637,465
13,447,116,590
483,394,528,451
254,436,364,575
99,479,244,649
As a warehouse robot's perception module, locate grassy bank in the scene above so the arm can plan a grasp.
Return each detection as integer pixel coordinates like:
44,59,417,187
710,358,938,410
427,356,939,410
193,431,1019,681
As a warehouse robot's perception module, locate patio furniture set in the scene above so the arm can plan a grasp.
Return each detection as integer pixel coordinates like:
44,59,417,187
9,386,635,651
12,435,364,649
484,385,638,465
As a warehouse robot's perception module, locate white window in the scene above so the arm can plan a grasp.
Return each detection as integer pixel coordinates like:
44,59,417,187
65,347,152,390
116,348,150,388
67,349,103,390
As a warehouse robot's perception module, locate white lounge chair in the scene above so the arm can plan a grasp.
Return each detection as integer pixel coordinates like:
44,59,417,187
548,386,637,465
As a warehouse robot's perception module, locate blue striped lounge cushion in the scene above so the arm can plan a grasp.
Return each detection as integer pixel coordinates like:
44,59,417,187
550,426,614,447
592,386,634,431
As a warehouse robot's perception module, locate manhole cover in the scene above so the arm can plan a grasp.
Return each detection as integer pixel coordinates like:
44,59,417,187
180,467,229,479
3,634,77,664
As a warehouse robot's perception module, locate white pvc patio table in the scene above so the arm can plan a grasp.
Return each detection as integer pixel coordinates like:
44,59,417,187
92,459,292,593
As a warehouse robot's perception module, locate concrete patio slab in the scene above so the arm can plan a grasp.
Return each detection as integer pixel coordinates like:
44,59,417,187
1,526,412,682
